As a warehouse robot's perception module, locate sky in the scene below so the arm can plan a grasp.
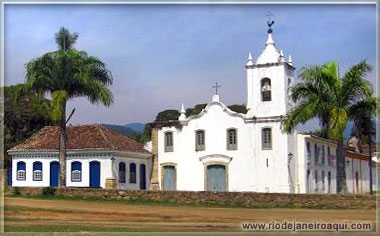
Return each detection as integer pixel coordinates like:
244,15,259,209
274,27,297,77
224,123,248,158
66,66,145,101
4,4,377,130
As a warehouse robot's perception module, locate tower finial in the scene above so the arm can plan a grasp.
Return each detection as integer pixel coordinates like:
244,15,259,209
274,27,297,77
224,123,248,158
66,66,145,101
179,103,186,121
279,49,284,62
266,11,275,34
288,55,293,65
180,103,185,114
246,52,254,67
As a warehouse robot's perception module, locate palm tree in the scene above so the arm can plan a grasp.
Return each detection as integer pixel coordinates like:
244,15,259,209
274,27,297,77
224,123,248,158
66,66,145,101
282,61,375,193
25,27,114,187
350,97,378,194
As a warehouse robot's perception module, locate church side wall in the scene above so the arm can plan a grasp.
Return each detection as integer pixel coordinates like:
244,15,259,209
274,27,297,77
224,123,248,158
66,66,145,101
295,132,307,193
345,156,376,194
252,121,290,193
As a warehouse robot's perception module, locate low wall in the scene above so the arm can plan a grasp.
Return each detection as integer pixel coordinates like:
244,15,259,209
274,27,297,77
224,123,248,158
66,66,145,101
7,187,377,209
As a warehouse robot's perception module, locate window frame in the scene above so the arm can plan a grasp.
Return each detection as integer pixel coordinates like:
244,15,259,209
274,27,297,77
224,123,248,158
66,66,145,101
164,132,174,152
17,161,26,181
314,170,319,192
129,163,137,184
195,130,205,151
321,145,325,166
226,128,238,150
71,161,82,182
118,162,126,183
33,161,43,181
314,144,318,165
321,170,325,192
261,78,272,102
261,127,272,150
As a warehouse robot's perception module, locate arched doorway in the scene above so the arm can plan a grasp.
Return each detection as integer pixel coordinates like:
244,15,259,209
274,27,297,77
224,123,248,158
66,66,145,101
89,161,101,188
139,164,146,190
50,161,59,187
206,165,226,192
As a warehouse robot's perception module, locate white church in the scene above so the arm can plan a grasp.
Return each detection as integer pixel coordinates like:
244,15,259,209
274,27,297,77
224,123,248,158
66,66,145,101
147,23,377,194
8,22,376,194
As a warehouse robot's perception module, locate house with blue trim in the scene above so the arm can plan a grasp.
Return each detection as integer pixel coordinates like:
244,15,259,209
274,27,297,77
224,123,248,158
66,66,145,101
8,124,153,189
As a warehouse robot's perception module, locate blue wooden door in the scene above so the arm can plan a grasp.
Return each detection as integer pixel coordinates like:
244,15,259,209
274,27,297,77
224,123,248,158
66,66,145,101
207,165,226,192
139,164,146,190
163,166,175,190
7,169,12,186
50,161,59,187
90,161,101,188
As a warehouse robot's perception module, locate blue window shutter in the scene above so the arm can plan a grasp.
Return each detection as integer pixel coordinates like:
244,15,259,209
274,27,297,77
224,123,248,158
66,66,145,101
17,162,26,171
33,162,42,171
72,162,82,171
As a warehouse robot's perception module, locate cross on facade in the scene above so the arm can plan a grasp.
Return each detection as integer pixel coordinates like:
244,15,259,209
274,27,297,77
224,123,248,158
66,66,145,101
212,82,221,95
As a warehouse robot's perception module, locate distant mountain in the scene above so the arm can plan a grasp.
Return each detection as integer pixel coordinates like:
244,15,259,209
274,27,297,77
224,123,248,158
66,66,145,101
102,124,138,139
125,123,145,132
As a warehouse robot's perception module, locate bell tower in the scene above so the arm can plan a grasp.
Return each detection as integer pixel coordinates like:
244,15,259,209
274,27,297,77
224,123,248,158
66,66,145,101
245,18,295,118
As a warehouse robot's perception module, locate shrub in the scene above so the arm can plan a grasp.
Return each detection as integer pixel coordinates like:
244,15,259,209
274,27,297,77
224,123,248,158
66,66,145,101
42,187,56,196
13,187,21,196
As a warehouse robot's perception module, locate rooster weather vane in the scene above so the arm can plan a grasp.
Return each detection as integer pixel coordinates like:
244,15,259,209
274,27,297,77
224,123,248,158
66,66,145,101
266,11,275,34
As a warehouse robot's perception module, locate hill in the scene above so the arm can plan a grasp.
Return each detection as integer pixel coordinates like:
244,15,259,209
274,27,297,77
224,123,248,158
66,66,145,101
125,123,145,132
102,124,138,139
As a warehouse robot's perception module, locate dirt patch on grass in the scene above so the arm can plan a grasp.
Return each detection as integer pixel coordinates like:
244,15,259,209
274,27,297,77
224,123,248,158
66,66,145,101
4,197,376,232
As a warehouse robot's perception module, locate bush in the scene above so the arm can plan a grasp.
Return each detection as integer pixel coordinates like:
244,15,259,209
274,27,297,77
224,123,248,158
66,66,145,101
13,187,21,196
42,187,56,196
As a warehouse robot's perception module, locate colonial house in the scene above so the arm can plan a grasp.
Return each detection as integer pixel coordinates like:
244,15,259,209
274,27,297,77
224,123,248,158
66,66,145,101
345,145,377,194
8,124,153,189
147,23,377,194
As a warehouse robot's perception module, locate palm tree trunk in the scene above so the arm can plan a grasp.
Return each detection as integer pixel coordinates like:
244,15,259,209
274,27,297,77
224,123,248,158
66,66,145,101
59,105,67,187
336,140,347,193
368,131,373,194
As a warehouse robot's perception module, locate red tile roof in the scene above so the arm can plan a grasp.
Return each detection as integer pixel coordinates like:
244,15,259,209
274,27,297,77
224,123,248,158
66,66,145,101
9,124,151,154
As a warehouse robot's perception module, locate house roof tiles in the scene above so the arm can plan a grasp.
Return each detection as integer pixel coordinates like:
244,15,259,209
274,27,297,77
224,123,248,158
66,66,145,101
9,124,151,154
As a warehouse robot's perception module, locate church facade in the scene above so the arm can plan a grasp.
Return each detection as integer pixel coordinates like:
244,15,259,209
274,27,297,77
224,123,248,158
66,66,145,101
149,26,376,194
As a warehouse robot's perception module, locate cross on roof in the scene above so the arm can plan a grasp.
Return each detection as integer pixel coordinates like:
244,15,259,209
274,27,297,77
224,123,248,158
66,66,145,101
212,82,221,95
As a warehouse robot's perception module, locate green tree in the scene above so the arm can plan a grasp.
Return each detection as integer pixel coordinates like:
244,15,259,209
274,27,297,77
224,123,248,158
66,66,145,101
155,110,180,122
282,61,376,193
25,27,114,187
228,104,247,114
4,84,52,168
349,97,378,194
185,104,207,117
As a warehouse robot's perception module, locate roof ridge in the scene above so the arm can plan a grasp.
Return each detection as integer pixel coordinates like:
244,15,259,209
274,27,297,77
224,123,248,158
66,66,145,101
97,125,116,149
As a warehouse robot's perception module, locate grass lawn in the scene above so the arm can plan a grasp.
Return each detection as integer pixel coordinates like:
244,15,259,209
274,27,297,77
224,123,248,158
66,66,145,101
4,197,376,233
4,224,136,232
